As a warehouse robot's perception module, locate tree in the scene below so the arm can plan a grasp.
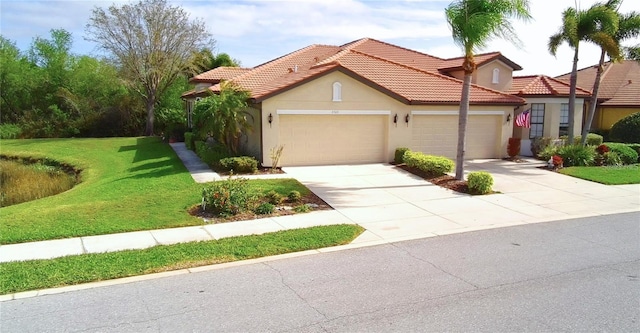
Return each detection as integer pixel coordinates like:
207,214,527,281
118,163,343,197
580,0,639,146
191,48,241,74
625,45,640,60
549,4,618,145
192,82,251,154
85,0,214,136
445,0,531,180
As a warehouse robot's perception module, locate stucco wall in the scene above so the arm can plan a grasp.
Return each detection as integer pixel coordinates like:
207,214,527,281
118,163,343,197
475,60,514,92
597,107,640,130
261,71,514,166
513,97,584,139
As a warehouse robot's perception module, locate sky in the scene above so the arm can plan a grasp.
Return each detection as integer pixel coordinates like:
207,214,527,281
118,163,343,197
2,0,639,77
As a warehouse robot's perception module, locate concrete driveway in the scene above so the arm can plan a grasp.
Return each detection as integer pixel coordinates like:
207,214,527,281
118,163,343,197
284,160,640,244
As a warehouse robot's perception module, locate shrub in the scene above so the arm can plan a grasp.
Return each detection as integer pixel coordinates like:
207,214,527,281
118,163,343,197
287,190,302,202
539,145,560,161
603,142,638,165
395,147,410,164
270,145,284,171
294,204,311,213
255,202,275,215
403,151,454,175
596,144,609,155
552,155,563,168
184,132,195,151
195,142,231,166
218,156,258,173
467,171,493,195
531,137,552,157
610,112,640,143
568,133,603,146
507,138,521,158
0,124,22,139
627,143,640,155
202,177,253,217
265,190,282,205
556,145,595,167
603,151,622,166
591,129,610,142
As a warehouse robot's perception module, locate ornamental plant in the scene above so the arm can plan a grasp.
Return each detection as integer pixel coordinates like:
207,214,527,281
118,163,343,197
596,144,609,155
467,171,494,195
552,155,563,168
202,177,253,217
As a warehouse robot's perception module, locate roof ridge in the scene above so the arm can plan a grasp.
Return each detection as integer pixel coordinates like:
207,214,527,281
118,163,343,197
544,75,592,94
346,49,523,101
519,75,543,94
443,51,500,61
541,76,560,95
230,44,332,83
355,37,445,60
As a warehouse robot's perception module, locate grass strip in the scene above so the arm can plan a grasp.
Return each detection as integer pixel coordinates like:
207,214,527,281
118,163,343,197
558,165,640,185
0,224,364,295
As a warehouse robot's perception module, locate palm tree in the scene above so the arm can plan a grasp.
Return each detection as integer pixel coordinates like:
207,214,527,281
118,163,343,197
192,81,251,154
581,1,640,146
445,0,531,180
549,4,618,145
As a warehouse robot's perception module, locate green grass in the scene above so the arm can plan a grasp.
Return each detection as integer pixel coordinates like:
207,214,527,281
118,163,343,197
559,165,640,185
0,224,364,295
0,137,312,244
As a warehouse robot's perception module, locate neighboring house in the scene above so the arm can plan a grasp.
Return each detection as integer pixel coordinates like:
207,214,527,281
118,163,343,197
183,38,529,166
508,75,591,155
556,60,640,132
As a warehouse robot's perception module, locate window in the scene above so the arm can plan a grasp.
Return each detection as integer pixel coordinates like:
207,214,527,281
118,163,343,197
559,103,569,136
529,103,545,139
332,82,342,102
492,68,500,84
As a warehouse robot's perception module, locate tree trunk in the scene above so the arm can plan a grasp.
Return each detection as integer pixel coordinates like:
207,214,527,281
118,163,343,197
581,50,606,146
455,73,472,180
144,94,155,136
567,47,579,145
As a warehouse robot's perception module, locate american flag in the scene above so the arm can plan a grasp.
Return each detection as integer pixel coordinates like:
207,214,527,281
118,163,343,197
515,109,530,128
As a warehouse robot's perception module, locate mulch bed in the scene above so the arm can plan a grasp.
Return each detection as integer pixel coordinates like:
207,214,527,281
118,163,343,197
188,192,331,224
396,164,469,194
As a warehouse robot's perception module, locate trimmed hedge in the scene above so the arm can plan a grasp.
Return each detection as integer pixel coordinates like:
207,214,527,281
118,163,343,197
403,151,454,175
603,143,639,165
218,156,259,174
560,133,603,146
195,142,232,167
610,112,640,143
467,171,493,195
395,147,410,164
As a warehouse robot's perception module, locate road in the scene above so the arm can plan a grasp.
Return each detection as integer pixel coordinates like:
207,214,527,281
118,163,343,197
2,212,639,332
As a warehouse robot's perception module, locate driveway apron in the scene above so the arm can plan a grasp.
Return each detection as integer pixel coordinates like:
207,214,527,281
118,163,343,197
283,162,640,244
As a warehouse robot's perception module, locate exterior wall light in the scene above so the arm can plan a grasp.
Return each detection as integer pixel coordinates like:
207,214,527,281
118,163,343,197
405,114,410,126
506,114,511,123
268,113,273,127
393,114,398,127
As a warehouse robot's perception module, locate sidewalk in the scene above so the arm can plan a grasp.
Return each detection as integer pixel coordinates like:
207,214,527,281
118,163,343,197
1,143,638,263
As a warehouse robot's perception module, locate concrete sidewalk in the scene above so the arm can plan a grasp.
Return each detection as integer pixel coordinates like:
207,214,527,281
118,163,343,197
1,143,638,263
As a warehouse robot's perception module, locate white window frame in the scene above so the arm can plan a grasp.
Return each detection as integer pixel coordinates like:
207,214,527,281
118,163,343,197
492,68,500,84
559,103,569,136
332,82,342,102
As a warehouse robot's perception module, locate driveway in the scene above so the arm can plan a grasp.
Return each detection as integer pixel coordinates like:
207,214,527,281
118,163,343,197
284,160,640,243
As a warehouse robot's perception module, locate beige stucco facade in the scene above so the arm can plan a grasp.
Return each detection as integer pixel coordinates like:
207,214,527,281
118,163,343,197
446,60,514,93
260,71,515,166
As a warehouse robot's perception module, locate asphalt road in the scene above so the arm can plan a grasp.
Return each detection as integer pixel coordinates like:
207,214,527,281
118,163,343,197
2,212,639,332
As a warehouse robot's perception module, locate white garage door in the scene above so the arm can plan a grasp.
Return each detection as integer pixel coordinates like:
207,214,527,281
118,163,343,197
279,114,387,166
411,115,500,159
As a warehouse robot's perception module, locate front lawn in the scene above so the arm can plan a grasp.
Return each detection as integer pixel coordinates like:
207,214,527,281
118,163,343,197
0,137,319,244
0,224,364,295
559,165,640,185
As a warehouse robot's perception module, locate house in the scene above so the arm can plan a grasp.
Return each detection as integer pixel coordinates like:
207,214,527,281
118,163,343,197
555,60,640,132
508,75,591,155
183,38,543,166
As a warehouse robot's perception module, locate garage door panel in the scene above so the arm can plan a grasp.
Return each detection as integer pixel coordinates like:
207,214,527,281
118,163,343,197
411,115,499,159
279,115,386,166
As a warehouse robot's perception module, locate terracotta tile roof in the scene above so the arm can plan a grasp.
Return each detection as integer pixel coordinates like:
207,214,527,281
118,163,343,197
555,60,640,106
193,38,524,105
438,52,523,72
509,75,591,97
189,67,251,83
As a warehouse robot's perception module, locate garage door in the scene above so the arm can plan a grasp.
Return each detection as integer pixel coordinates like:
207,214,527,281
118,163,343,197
279,114,386,166
411,114,500,159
